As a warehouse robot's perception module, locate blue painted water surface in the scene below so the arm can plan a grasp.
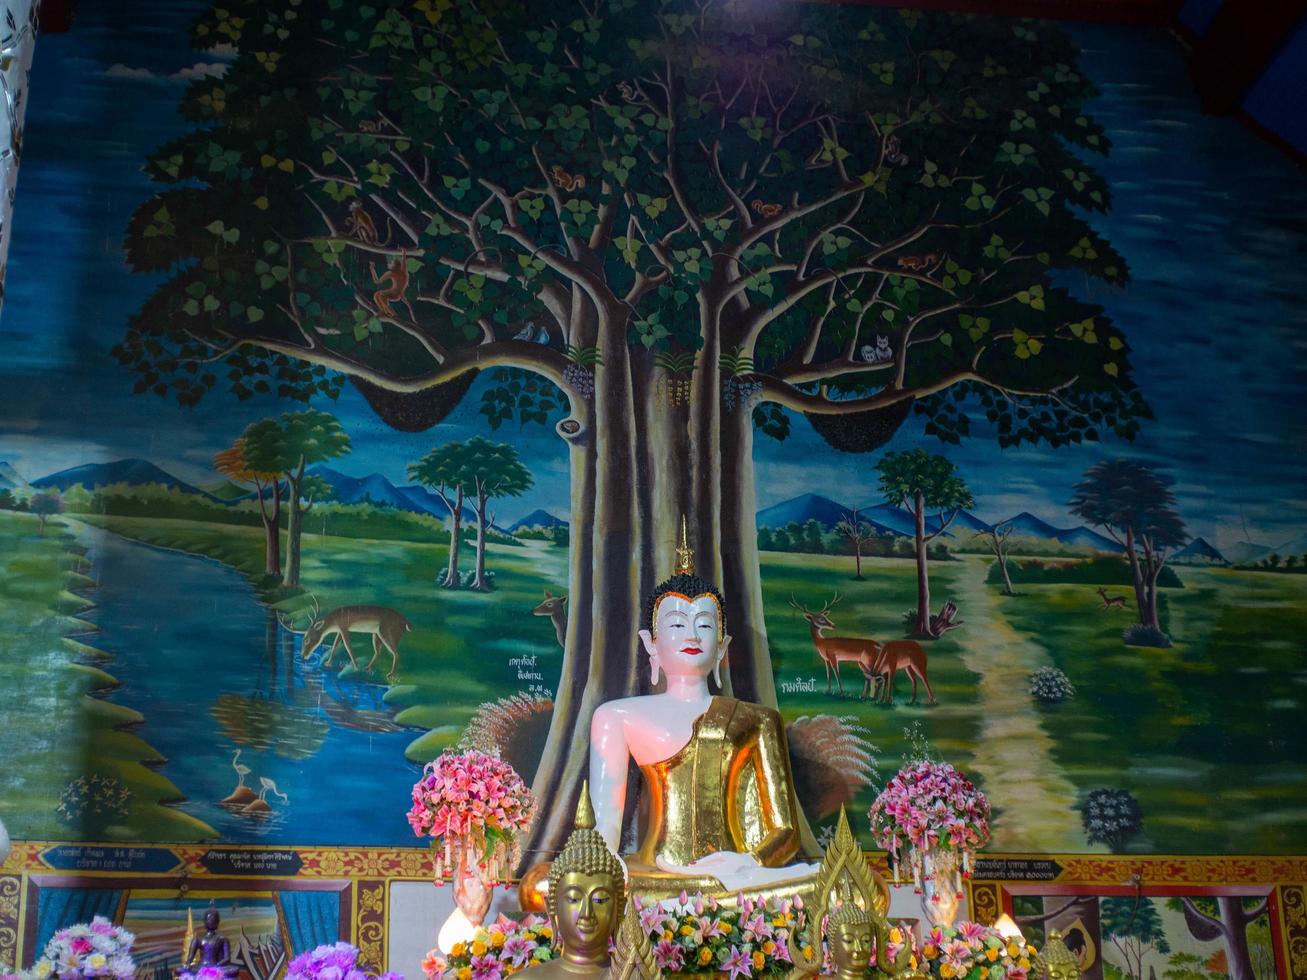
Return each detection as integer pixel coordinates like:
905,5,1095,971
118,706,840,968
77,525,424,845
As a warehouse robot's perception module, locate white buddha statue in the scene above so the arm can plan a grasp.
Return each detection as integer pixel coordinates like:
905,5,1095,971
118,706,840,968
589,523,820,899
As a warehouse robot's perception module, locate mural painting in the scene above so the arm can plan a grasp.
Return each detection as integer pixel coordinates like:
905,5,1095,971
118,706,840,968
0,0,1305,867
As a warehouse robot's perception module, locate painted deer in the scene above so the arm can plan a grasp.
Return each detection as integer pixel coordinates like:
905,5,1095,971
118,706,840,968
532,589,568,648
1096,587,1128,610
278,595,412,681
868,639,936,706
790,593,881,697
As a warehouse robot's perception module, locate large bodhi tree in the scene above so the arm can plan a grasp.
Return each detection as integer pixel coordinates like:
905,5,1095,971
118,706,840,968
115,0,1147,858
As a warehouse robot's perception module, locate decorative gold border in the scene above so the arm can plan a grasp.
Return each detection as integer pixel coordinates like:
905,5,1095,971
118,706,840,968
6,844,1307,976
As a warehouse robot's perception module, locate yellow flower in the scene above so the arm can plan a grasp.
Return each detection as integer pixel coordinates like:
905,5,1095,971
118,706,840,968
923,944,939,960
889,928,903,944
1007,944,1020,958
940,964,956,979
452,943,468,958
1018,958,1031,970
680,925,695,936
1026,945,1037,957
762,942,776,955
472,941,488,957
699,948,714,966
752,952,766,972
986,948,999,962
456,969,472,980
87,955,107,971
772,916,787,928
802,946,814,960
663,931,674,942
540,927,553,939
490,932,507,948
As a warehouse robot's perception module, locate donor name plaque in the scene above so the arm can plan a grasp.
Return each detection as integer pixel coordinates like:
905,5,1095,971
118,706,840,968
973,858,1063,881
199,848,303,877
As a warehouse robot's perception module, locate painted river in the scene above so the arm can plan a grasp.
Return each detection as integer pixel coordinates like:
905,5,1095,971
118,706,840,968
76,524,424,845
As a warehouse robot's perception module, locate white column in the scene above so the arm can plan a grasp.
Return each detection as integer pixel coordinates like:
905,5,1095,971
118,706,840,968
0,0,40,315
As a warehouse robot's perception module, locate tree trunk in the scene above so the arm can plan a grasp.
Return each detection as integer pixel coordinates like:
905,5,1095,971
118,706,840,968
998,553,1015,596
1218,897,1259,980
472,484,489,591
522,291,807,865
854,539,863,579
284,459,306,587
1124,525,1148,625
1144,565,1162,631
257,479,282,579
443,487,464,588
913,491,931,636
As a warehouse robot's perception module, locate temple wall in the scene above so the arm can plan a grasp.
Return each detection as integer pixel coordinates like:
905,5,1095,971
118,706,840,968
1,1,1305,978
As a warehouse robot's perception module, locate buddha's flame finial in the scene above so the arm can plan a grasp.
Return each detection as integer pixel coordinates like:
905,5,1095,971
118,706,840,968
182,906,194,962
674,516,694,576
575,779,597,831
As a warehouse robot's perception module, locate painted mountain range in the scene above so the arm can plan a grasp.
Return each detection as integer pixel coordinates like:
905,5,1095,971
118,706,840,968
755,492,1122,552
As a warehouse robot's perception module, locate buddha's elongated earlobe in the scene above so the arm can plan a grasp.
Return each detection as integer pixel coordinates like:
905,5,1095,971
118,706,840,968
650,653,662,687
711,660,721,689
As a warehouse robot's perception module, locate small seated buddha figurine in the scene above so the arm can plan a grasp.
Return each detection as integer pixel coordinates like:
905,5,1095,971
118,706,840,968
181,902,238,978
1033,930,1081,980
527,784,625,980
589,521,820,900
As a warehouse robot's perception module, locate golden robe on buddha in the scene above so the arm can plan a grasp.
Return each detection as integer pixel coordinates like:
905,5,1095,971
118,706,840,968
626,695,820,899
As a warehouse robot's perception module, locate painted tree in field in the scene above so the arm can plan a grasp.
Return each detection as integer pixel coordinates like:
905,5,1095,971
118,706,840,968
214,438,284,578
464,437,533,591
1069,459,1186,637
409,441,475,589
1102,897,1171,980
835,509,874,580
116,0,1146,855
29,492,63,535
876,449,973,636
975,519,1017,595
1167,896,1269,980
245,409,351,586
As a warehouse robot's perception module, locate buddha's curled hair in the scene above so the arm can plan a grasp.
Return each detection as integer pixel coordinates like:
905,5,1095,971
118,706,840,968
828,901,871,927
646,573,727,637
546,826,626,916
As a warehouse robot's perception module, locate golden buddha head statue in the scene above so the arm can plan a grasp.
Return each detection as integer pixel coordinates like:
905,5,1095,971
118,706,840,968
1033,930,1080,980
641,518,730,687
826,902,873,980
546,784,625,965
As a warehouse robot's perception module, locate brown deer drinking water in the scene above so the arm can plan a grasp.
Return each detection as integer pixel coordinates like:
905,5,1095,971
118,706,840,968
868,639,936,705
1096,587,1128,610
278,595,412,681
790,593,882,697
532,589,568,647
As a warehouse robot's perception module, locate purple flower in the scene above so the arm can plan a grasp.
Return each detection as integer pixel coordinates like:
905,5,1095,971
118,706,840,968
652,942,684,971
720,948,752,980
501,936,533,967
470,956,502,980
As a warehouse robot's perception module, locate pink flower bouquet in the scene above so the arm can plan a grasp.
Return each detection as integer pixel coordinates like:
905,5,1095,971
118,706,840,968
287,941,402,980
28,916,135,980
421,915,555,980
915,921,1038,980
868,759,991,885
408,750,535,882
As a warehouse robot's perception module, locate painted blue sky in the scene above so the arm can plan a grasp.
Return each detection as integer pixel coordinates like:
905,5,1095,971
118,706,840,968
0,3,1305,549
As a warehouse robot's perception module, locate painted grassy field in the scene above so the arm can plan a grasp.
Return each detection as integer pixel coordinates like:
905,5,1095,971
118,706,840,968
46,516,1307,853
0,513,213,841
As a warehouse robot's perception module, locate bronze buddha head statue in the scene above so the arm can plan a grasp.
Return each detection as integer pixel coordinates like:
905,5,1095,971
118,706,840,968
827,902,874,980
546,786,625,967
1033,930,1080,980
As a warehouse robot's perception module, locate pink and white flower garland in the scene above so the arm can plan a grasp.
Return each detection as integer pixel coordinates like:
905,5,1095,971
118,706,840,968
867,759,991,892
28,916,136,980
407,750,535,883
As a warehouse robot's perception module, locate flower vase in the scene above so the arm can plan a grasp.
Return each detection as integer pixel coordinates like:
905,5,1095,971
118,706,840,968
916,847,962,928
451,842,493,929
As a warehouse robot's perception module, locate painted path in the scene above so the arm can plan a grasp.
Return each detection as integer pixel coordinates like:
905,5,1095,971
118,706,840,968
949,557,1085,851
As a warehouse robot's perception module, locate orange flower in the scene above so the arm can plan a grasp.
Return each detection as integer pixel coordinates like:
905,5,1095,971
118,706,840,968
762,942,776,955
451,943,467,958
471,941,488,957
752,952,766,972
986,948,999,962
698,948,714,966
923,944,939,960
889,928,903,944
940,964,956,979
456,969,471,980
490,931,507,948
